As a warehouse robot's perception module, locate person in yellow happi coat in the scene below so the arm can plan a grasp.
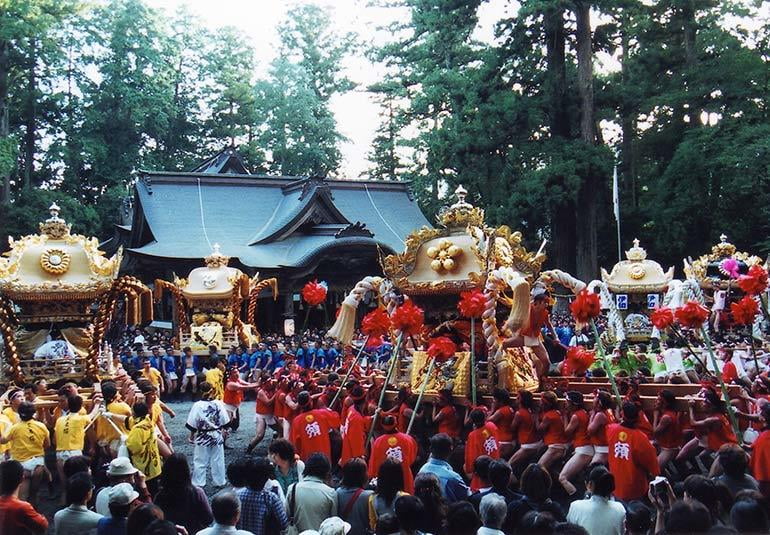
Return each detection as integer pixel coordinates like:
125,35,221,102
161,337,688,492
126,401,162,494
0,402,50,506
204,358,226,401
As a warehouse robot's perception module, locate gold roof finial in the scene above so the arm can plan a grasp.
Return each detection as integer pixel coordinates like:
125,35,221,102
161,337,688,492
712,233,736,257
438,184,484,228
39,202,71,239
452,185,470,208
626,238,647,261
49,202,62,220
204,242,230,268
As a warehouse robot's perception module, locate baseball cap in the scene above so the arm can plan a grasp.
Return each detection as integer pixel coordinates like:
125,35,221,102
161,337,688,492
109,482,139,505
319,517,351,535
107,457,138,477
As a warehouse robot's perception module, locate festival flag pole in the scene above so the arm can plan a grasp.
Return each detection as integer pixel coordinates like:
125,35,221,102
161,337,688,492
571,289,622,406
613,162,622,263
670,325,709,372
368,334,403,443
301,280,327,331
457,289,485,407
700,325,741,440
653,307,710,373
329,336,370,410
406,358,436,435
470,317,477,406
590,320,622,407
407,336,455,435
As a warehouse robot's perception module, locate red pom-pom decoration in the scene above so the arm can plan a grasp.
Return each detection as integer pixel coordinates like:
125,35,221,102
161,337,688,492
563,346,595,376
457,289,486,318
730,296,759,326
392,299,425,337
738,265,769,296
427,336,457,362
361,308,391,338
365,335,384,349
301,280,327,306
570,289,601,323
650,307,675,330
674,301,709,329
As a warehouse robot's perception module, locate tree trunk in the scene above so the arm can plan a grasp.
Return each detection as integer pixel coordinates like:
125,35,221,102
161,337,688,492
23,38,36,190
574,0,599,282
387,101,396,180
544,2,576,275
681,0,702,126
619,17,637,209
0,40,10,206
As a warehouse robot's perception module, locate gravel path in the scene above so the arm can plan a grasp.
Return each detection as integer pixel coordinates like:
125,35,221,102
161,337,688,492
163,398,268,493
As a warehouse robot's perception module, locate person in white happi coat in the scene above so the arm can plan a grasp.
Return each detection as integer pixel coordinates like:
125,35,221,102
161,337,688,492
186,381,231,487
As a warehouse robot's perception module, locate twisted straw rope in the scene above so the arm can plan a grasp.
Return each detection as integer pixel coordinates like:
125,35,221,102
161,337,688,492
246,278,278,326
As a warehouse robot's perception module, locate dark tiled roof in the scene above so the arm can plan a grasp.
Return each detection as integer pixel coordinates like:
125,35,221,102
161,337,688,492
189,147,250,174
128,172,430,269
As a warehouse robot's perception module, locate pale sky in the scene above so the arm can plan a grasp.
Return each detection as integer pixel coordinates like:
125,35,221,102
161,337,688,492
147,0,509,178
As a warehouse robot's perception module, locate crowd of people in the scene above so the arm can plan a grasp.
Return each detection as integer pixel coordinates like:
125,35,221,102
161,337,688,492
2,309,770,535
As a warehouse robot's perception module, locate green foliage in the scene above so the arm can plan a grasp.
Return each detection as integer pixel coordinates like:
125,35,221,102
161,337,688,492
371,0,770,274
0,134,18,177
1,0,356,239
0,187,100,240
259,4,355,177
1,0,769,275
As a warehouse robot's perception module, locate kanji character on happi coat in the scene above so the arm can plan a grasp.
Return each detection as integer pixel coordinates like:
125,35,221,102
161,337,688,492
290,391,341,461
607,402,659,502
339,385,371,466
464,409,500,491
369,415,418,494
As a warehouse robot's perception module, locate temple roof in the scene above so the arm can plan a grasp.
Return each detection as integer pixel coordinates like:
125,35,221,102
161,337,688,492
127,171,430,270
190,147,250,175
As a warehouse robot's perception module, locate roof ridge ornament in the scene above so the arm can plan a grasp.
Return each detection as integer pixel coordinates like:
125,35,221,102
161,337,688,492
437,184,484,229
625,238,647,262
335,221,374,239
204,243,230,268
712,233,736,257
39,202,72,240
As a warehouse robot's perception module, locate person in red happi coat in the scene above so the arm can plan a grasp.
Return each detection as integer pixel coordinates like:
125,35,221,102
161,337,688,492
290,391,340,461
369,415,418,494
465,409,500,491
607,402,660,502
339,385,370,466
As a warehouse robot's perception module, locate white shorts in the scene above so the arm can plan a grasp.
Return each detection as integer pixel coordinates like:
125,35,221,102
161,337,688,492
56,449,83,461
255,413,276,425
224,404,239,416
574,445,595,456
524,335,542,347
185,370,196,377
168,372,178,380
547,443,569,451
520,440,544,450
20,456,46,471
594,445,609,454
